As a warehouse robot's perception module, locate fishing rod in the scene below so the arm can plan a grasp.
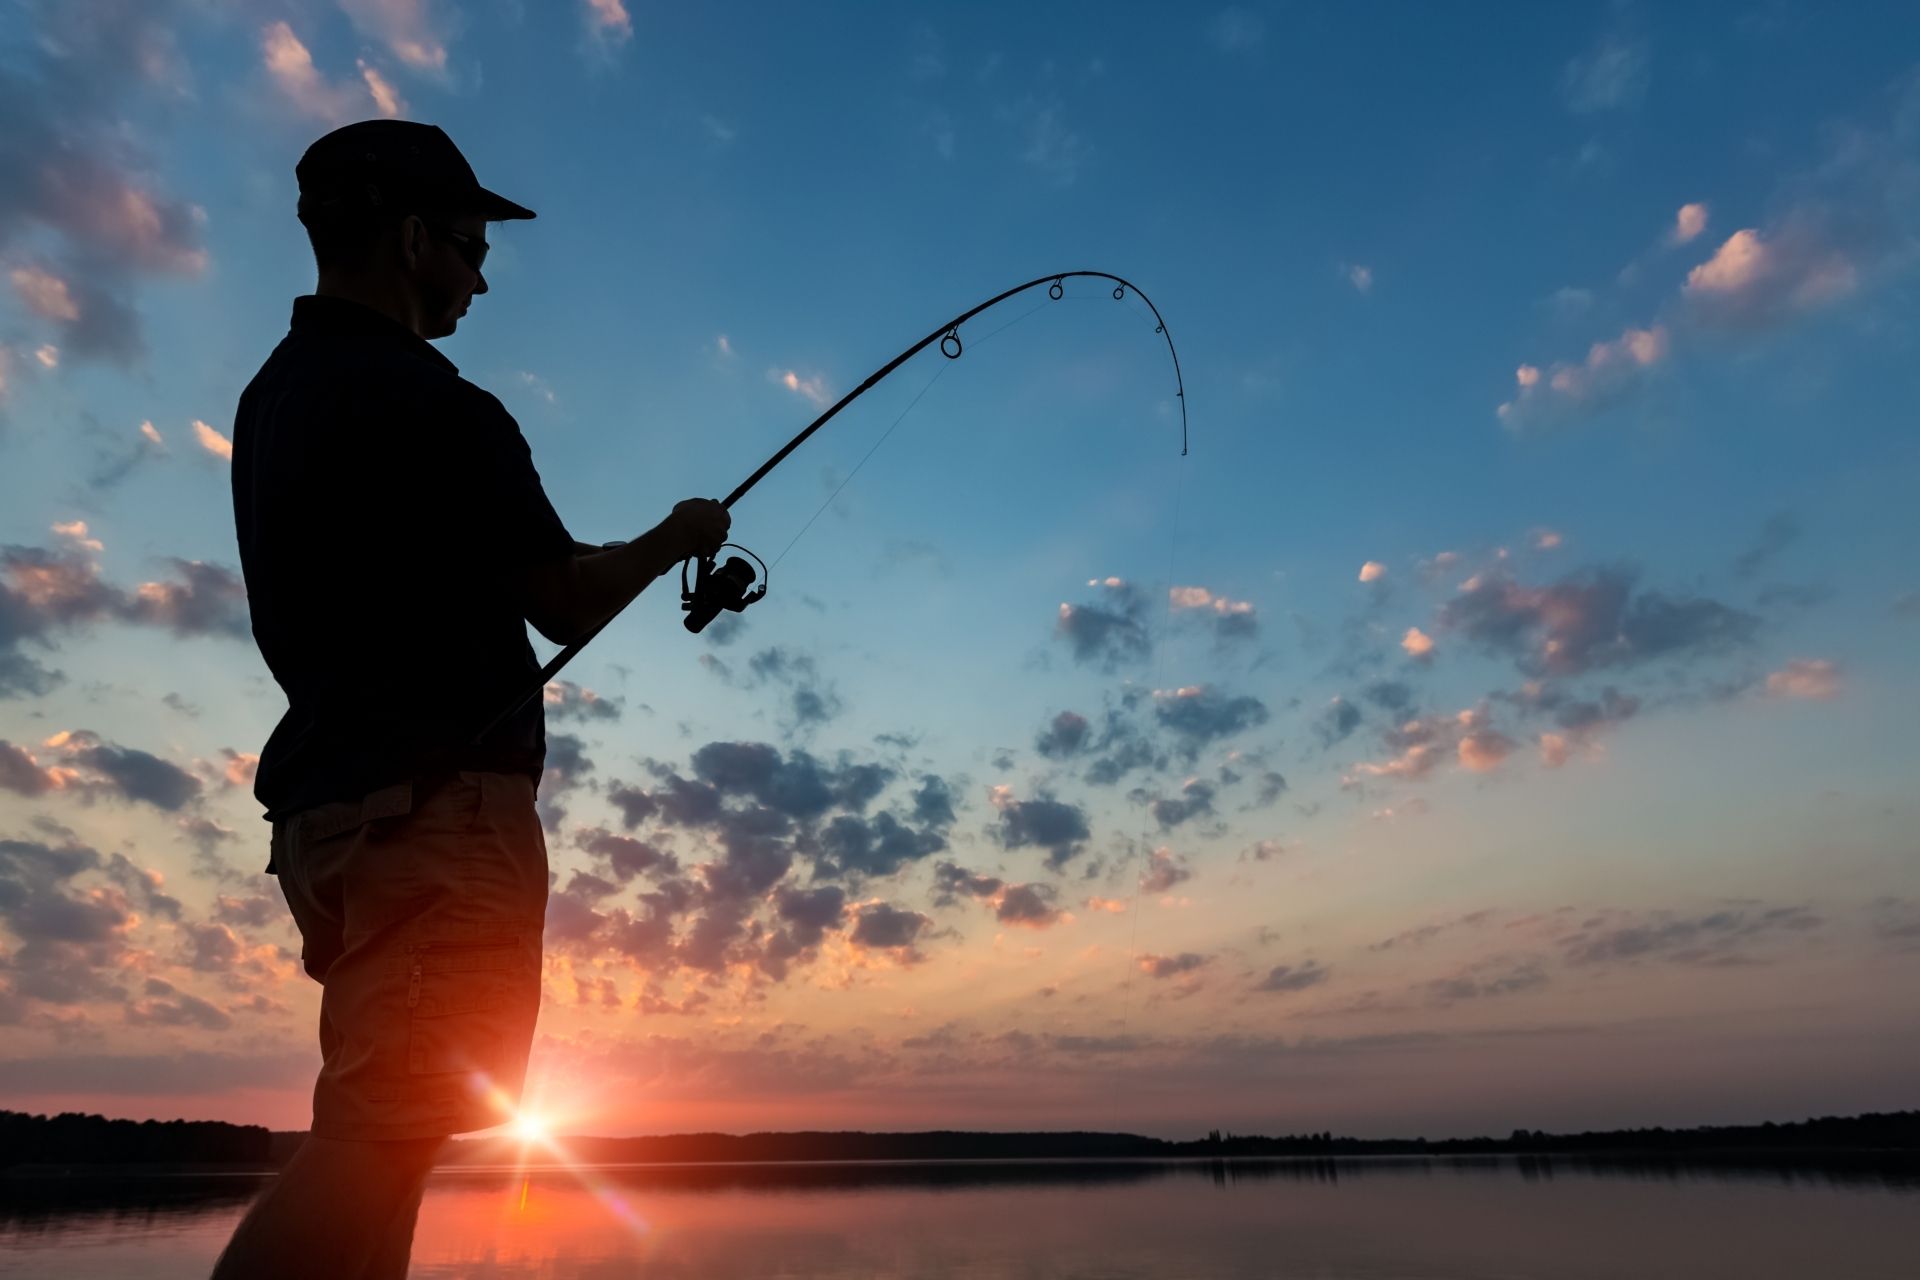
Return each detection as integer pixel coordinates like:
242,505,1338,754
473,270,1187,744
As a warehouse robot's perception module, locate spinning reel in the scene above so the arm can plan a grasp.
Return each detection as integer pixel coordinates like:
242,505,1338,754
680,544,768,633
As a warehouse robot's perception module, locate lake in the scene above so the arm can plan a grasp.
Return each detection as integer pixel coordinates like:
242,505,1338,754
3,1155,1916,1278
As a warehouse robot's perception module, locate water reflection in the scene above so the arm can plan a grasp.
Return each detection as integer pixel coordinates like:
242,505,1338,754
4,1155,1916,1280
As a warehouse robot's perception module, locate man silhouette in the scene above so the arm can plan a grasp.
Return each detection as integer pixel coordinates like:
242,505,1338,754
212,120,727,1279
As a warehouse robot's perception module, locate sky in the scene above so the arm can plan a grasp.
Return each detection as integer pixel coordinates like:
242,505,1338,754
1,0,1918,1141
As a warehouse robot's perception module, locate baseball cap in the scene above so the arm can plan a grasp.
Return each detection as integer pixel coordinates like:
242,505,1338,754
296,120,536,223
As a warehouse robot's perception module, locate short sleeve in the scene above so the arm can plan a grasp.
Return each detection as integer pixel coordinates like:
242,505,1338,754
455,387,575,568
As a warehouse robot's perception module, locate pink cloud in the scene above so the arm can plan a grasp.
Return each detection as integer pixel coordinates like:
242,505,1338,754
338,0,450,74
1401,626,1435,660
1671,202,1709,245
1168,585,1254,617
51,521,103,553
585,0,634,42
192,420,232,461
358,60,408,119
10,265,80,322
262,22,362,122
1765,658,1841,700
1358,561,1386,584
1684,226,1858,327
1497,325,1669,430
771,368,833,408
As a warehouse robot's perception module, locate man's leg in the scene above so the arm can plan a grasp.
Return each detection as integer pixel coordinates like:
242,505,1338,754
209,1134,443,1280
357,1149,438,1280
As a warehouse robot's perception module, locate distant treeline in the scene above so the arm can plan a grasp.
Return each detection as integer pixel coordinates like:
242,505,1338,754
1,1110,272,1169
6,1108,1915,1171
450,1110,1920,1166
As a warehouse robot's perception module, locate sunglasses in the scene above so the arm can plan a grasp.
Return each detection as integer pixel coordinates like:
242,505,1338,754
423,220,489,273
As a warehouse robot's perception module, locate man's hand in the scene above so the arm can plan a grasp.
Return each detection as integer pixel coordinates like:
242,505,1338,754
662,498,730,562
515,499,733,646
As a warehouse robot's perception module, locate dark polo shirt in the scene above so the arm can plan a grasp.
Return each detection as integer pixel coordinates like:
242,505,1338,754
232,295,574,822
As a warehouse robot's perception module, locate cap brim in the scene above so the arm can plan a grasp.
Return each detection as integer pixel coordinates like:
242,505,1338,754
475,185,536,220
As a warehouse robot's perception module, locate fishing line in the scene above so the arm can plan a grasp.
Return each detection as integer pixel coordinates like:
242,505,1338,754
476,269,1187,745
765,291,1059,574
1111,438,1189,1102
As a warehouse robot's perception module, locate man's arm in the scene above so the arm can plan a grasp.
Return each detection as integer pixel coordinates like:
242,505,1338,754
517,500,729,646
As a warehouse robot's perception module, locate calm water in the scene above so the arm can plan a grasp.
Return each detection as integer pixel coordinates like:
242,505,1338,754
3,1156,1916,1279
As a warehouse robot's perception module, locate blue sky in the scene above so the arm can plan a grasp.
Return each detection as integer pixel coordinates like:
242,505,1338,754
1,1,1917,1137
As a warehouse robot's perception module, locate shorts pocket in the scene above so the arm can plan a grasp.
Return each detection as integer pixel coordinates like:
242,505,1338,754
404,936,536,1077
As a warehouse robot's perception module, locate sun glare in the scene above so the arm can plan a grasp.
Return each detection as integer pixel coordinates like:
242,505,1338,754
512,1112,549,1144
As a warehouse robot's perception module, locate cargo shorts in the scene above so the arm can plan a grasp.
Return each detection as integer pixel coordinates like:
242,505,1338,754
271,770,548,1141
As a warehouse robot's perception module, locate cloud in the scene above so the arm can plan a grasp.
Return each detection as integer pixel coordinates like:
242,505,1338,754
0,4,209,363
1682,223,1861,327
41,729,202,810
584,0,633,44
358,60,407,119
0,739,71,798
1437,566,1756,677
811,810,947,880
1561,36,1648,113
1358,561,1386,584
11,265,80,323
127,978,231,1031
1140,952,1209,979
192,419,232,461
1520,685,1640,768
993,882,1063,928
1035,710,1092,758
1152,684,1269,754
1457,725,1517,773
1168,585,1257,641
771,368,833,409
261,21,373,123
1421,958,1549,1005
1255,960,1329,993
337,0,451,74
544,680,622,723
0,835,148,1011
1057,578,1151,672
991,791,1091,871
219,749,259,789
86,420,168,492
848,901,931,952
1401,626,1435,661
1346,264,1373,294
0,543,113,695
1559,904,1820,967
578,827,679,881
737,646,844,731
50,522,101,554
1350,707,1522,785
1313,697,1361,747
123,560,247,637
211,894,278,929
1149,780,1214,831
1765,658,1841,700
9,262,141,363
1497,325,1669,430
1138,847,1193,894
1671,202,1709,245
931,860,1002,908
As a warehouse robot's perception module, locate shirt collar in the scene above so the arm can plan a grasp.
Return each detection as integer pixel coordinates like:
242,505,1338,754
288,295,459,375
